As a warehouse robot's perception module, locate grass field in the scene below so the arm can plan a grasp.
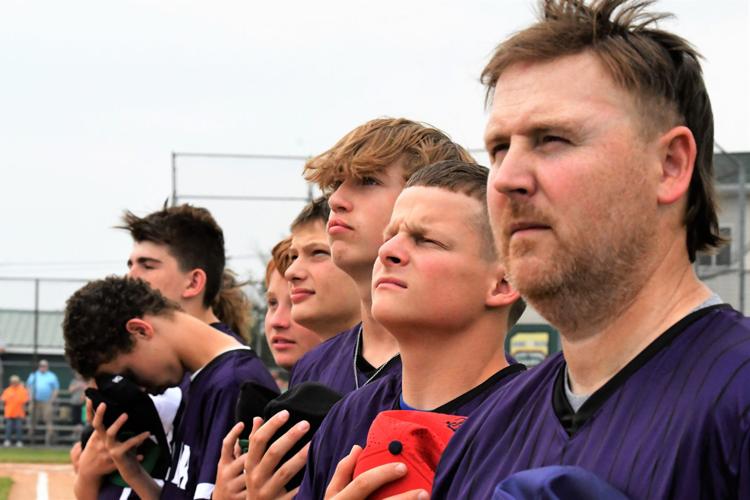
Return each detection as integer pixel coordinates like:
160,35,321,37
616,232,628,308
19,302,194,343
0,477,11,500
0,447,70,464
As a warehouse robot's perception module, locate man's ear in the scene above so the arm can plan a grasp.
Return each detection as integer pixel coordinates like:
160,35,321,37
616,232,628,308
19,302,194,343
486,264,520,309
125,318,155,340
182,269,208,300
656,125,697,206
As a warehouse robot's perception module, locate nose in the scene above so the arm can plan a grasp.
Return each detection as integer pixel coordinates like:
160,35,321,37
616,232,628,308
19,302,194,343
284,256,306,283
328,182,353,213
270,300,292,330
489,143,536,200
377,234,410,267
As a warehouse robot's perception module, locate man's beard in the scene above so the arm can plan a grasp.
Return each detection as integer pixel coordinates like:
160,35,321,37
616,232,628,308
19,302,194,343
499,199,655,336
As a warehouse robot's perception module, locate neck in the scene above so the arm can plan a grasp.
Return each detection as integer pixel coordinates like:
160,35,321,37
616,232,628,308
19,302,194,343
165,313,241,372
397,315,509,410
357,274,399,366
182,300,220,326
308,313,361,341
559,243,711,395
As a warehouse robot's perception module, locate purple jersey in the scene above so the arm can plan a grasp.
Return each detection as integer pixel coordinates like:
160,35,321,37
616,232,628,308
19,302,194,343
160,348,278,499
289,323,401,395
97,323,246,500
298,363,526,499
210,322,246,344
433,305,750,499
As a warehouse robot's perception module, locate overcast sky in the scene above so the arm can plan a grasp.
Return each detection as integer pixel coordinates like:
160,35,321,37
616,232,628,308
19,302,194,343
1,0,748,310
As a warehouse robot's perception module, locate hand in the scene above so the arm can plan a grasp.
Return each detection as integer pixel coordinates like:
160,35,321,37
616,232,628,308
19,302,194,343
324,445,428,500
213,422,247,500
78,409,117,480
70,442,83,474
245,410,311,500
95,404,150,481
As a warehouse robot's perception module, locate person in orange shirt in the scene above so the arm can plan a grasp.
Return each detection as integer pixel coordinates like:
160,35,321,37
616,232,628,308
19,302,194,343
2,375,29,447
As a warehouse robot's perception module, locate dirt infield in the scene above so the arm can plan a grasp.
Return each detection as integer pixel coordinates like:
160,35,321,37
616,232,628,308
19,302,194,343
0,463,75,500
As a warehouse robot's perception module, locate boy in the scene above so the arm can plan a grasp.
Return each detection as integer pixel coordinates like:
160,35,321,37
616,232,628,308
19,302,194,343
298,160,526,498
64,277,278,499
290,117,475,393
283,197,361,341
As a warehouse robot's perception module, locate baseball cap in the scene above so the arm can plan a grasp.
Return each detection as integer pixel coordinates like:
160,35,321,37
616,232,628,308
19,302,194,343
353,410,467,499
233,381,342,490
84,374,171,485
492,465,628,499
263,382,343,490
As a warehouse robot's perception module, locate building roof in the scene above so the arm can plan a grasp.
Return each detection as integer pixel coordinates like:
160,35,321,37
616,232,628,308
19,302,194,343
715,151,750,185
0,309,65,354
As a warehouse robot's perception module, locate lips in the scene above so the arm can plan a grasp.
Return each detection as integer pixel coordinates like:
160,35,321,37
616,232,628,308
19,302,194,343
270,336,296,350
328,217,353,235
374,277,407,289
508,221,551,237
290,287,314,304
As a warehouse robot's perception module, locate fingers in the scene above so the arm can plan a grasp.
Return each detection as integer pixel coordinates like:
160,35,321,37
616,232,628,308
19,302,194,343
325,445,361,496
85,398,95,423
91,403,107,433
253,414,310,481
104,412,129,447
325,446,412,500
220,422,244,465
383,490,430,500
266,441,310,493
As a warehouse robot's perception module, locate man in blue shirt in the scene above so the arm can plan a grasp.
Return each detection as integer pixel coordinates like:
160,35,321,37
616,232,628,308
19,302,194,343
26,359,59,446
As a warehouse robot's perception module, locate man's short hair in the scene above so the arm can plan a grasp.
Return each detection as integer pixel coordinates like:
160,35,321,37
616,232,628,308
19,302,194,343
405,160,526,328
63,276,179,378
266,237,293,287
480,0,723,261
119,204,226,306
291,197,330,232
303,117,476,191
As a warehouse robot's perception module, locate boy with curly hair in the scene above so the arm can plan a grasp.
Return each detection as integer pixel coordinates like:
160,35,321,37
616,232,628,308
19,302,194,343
64,276,277,500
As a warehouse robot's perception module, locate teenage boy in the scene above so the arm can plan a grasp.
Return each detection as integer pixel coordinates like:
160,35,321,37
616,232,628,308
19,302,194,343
63,277,278,500
216,119,475,499
122,204,251,341
290,117,475,393
431,1,750,498
265,237,324,371
73,204,256,499
283,197,361,341
298,160,527,498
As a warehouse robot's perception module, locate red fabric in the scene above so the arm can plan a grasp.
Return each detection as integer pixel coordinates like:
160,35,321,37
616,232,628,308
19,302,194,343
353,410,466,499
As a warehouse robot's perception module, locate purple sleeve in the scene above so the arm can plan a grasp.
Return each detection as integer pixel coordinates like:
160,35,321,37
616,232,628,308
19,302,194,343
738,427,750,499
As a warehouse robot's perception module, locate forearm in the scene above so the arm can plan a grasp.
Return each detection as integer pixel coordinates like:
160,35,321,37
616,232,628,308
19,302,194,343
73,472,103,500
119,467,161,500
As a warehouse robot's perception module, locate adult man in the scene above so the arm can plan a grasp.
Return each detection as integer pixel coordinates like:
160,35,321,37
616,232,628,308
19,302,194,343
298,160,526,498
432,1,750,498
26,359,59,446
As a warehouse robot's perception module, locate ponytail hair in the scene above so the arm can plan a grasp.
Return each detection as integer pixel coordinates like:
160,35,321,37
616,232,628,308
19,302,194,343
213,269,254,343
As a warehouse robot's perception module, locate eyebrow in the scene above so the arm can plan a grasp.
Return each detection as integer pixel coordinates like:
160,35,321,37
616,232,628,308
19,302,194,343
485,118,584,146
383,219,432,240
128,256,162,267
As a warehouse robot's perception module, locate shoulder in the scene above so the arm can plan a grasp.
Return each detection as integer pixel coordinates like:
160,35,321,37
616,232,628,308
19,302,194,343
291,325,359,378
